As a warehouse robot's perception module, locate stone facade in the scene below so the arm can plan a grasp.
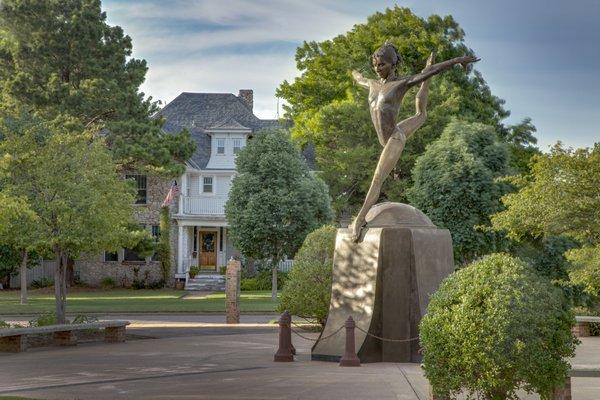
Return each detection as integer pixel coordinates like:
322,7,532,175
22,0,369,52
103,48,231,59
76,256,165,288
75,173,178,287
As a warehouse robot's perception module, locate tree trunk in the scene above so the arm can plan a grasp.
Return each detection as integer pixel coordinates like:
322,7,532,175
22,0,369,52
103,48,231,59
0,274,9,289
271,263,278,301
54,250,67,324
246,257,256,275
20,250,28,305
66,257,75,287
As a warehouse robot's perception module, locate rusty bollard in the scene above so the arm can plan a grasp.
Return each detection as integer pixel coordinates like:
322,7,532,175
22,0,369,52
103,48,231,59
274,311,293,362
339,316,360,367
287,313,296,355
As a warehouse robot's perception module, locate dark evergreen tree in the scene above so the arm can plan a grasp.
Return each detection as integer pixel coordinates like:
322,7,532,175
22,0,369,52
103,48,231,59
0,0,195,175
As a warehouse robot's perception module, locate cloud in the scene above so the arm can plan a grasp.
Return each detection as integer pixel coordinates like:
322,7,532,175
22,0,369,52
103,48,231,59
102,0,599,149
104,0,366,118
141,52,298,119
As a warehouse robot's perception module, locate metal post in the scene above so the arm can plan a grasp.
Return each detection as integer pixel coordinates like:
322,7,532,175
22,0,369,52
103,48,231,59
339,316,360,367
274,311,293,362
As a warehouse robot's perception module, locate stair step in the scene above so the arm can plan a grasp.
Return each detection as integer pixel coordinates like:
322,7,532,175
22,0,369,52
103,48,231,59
185,274,226,291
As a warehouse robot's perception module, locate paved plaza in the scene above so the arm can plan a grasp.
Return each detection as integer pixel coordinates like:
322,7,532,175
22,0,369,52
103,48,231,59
0,314,599,399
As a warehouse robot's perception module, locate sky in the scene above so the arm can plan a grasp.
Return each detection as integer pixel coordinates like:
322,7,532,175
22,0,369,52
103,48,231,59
103,0,600,151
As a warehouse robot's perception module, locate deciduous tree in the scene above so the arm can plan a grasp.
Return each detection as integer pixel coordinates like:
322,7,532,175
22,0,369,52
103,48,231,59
0,193,39,304
277,6,527,216
407,120,510,264
0,112,138,323
492,144,600,300
225,129,333,301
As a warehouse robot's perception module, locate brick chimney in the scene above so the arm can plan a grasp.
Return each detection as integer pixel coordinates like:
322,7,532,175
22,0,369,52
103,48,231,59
238,89,253,111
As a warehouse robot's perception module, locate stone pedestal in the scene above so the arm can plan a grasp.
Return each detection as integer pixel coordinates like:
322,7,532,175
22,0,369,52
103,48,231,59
226,259,241,324
312,202,454,363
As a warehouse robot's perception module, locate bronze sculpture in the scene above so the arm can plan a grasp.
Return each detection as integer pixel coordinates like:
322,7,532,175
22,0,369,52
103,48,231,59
350,42,478,241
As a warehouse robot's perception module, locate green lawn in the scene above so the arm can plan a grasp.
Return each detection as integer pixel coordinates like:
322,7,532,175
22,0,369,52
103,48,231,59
0,289,278,315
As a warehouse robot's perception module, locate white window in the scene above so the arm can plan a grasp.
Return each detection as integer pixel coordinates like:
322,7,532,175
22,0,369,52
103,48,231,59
233,139,242,154
217,138,225,155
203,176,213,193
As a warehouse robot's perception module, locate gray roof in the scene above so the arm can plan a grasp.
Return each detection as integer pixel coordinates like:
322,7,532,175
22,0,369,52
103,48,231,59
159,92,313,170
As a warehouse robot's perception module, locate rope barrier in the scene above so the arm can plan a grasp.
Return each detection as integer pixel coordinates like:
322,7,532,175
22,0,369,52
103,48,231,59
290,324,345,342
355,325,420,343
286,314,420,344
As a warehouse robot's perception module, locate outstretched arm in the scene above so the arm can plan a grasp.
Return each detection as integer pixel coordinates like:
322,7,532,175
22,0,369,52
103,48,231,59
351,70,370,88
405,55,479,87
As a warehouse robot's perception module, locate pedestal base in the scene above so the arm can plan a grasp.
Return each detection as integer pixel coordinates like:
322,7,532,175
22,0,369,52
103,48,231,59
312,203,454,363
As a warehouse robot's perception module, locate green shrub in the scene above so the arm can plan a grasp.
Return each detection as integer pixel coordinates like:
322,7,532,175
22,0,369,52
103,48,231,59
131,279,146,290
29,312,58,327
420,253,577,400
146,279,165,290
157,206,171,285
278,225,336,325
590,322,600,336
219,266,227,275
71,315,98,325
100,276,116,288
189,265,200,278
255,269,288,290
30,277,53,289
240,278,259,291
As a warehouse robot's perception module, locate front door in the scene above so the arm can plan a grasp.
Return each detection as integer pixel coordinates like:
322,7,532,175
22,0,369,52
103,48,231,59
199,231,217,271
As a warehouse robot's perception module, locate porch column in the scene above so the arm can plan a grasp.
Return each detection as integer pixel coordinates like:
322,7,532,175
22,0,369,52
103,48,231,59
179,172,187,214
177,224,184,274
222,227,228,261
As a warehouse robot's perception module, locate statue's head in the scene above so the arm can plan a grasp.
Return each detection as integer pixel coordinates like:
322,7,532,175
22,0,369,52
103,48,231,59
372,41,401,79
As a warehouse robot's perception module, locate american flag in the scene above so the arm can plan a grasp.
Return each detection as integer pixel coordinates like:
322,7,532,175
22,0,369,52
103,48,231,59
162,180,180,207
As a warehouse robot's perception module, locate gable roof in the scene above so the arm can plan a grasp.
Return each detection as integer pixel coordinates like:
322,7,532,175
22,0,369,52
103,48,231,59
159,91,313,170
160,92,280,169
160,92,272,131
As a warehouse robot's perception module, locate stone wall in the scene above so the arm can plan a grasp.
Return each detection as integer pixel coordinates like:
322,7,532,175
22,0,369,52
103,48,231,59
76,256,164,288
131,173,172,225
75,173,179,287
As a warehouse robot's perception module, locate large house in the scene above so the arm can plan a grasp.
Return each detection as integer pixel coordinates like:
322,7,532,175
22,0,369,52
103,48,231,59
160,90,281,281
73,89,286,288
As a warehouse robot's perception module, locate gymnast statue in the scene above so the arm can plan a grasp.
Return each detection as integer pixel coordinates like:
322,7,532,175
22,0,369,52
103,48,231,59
350,42,478,242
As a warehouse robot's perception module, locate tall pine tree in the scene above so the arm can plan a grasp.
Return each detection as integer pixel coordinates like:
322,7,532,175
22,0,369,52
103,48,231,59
0,0,194,175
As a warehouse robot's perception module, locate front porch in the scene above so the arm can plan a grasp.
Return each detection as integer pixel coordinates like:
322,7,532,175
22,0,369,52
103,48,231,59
174,218,236,279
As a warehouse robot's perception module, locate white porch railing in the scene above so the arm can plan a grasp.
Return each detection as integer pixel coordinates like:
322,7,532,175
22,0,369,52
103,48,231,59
278,259,294,273
183,195,227,215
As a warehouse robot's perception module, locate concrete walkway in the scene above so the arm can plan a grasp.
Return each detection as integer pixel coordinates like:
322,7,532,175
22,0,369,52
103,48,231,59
0,316,598,399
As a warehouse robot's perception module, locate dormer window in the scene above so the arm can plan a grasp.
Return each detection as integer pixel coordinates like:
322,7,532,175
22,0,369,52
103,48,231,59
217,138,225,155
233,139,242,154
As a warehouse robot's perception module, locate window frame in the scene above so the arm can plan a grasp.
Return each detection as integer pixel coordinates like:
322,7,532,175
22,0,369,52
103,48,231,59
216,138,226,155
104,251,119,262
202,176,214,194
233,138,242,154
126,174,147,205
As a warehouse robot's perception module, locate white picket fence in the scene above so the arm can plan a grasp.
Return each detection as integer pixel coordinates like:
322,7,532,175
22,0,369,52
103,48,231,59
278,259,294,273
